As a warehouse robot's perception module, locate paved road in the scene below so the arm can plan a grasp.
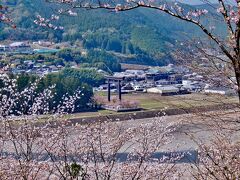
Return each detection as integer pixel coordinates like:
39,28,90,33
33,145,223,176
116,109,240,152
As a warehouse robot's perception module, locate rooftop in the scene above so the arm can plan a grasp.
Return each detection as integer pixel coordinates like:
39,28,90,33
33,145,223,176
9,42,27,47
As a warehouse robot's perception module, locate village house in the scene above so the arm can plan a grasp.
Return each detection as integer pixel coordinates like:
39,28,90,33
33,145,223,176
147,86,179,96
0,44,10,53
204,87,236,96
9,42,32,54
0,42,33,54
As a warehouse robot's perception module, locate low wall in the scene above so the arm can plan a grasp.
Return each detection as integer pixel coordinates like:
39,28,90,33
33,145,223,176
64,103,239,126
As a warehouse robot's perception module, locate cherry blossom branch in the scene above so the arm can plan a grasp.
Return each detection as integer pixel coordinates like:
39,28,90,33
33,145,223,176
218,0,234,36
0,4,16,28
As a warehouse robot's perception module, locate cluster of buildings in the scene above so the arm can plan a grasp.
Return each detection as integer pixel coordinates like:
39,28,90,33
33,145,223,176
0,41,59,55
96,64,237,96
0,41,236,97
0,41,65,75
8,60,65,75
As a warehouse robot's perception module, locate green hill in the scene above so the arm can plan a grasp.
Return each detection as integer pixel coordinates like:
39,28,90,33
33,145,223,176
0,0,226,66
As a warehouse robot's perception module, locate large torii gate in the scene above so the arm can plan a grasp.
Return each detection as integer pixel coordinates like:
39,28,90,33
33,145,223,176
105,76,124,102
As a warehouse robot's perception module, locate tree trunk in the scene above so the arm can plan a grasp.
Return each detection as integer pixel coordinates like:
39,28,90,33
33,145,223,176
235,72,240,103
233,57,240,103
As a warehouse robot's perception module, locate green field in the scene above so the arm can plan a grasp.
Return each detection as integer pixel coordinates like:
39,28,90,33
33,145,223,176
71,92,238,119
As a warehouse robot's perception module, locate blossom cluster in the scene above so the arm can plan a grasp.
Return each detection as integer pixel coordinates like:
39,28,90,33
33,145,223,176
34,15,64,30
217,6,240,23
0,4,16,28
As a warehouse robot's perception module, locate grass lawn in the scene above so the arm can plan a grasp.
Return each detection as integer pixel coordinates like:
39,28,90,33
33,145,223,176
70,92,238,118
95,92,238,108
70,110,118,118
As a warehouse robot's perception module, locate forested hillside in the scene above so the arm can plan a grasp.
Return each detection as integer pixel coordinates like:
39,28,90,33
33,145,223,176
0,0,226,66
